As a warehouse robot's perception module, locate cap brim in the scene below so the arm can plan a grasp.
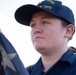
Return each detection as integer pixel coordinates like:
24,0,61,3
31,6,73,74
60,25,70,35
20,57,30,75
15,4,63,26
15,5,44,26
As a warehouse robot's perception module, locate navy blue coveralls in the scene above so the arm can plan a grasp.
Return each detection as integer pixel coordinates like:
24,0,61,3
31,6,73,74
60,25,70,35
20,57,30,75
26,48,76,75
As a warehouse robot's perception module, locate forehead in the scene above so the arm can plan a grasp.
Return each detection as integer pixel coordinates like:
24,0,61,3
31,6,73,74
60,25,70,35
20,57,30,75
31,11,59,19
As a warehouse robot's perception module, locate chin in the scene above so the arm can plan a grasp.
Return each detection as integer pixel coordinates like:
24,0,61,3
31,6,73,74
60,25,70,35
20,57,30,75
35,45,45,52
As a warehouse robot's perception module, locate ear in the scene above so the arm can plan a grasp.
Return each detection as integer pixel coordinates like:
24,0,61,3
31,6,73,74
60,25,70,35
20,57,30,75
65,24,74,38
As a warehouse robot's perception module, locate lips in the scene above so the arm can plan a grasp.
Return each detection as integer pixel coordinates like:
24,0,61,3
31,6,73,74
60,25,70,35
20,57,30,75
33,36,44,41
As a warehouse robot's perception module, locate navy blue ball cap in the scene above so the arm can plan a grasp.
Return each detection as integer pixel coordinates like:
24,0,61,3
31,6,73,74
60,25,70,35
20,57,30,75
15,0,75,28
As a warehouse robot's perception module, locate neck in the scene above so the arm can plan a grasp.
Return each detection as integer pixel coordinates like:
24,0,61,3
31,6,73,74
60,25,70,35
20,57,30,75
41,46,68,72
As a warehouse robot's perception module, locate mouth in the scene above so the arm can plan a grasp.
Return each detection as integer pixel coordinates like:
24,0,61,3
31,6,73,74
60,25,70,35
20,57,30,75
34,37,44,41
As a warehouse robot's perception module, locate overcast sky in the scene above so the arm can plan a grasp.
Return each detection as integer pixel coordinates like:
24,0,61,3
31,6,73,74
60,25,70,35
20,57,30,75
0,0,76,67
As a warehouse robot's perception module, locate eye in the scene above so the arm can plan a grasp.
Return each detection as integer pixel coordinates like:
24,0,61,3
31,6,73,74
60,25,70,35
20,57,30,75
42,21,49,25
30,23,36,28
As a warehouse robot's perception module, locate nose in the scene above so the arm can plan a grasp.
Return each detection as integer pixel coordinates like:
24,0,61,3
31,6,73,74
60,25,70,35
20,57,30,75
32,25,42,34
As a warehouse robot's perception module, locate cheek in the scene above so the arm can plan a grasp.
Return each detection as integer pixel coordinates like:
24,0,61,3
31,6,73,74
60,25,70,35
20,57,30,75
45,28,63,41
52,29,65,43
44,28,57,38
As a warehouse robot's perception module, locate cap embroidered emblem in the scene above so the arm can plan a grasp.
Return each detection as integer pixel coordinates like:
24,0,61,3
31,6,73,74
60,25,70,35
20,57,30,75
47,0,55,4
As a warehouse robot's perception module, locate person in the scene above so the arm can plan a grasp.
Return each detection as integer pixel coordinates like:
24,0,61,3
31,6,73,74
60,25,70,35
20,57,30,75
15,0,76,75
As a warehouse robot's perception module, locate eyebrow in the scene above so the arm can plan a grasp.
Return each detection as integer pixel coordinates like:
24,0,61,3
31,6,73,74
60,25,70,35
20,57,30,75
30,16,51,23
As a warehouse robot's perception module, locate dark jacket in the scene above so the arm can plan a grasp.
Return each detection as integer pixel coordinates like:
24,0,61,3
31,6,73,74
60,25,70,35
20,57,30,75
26,49,76,75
